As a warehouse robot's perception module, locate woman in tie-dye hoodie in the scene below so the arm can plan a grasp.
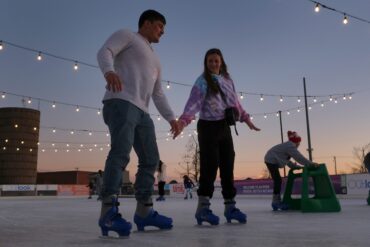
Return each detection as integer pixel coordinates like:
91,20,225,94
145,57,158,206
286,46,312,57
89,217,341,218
176,48,260,226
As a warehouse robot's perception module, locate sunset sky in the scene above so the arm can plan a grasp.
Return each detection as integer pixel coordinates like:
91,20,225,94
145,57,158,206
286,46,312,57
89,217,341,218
1,0,370,182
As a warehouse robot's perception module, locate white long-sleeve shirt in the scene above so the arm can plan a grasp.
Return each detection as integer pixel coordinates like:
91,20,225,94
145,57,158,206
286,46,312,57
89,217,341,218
97,29,175,122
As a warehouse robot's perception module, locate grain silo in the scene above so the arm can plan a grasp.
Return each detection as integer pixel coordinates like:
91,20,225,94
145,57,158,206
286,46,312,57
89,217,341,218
0,107,40,185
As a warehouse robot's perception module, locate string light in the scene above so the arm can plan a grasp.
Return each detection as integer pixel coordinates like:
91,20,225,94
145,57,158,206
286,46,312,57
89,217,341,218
260,95,264,101
27,97,32,104
240,93,244,99
1,92,5,99
313,97,317,103
297,97,301,103
52,102,56,108
73,62,79,71
37,52,42,61
0,40,3,50
166,81,170,89
314,3,320,12
308,1,370,25
279,96,283,102
342,14,348,25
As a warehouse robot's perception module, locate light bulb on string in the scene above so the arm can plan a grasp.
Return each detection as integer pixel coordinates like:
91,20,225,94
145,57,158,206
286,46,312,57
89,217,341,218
240,93,244,100
260,95,264,101
264,114,267,119
297,97,301,103
329,96,333,101
75,106,80,112
343,14,348,25
308,106,312,110
342,95,346,100
314,3,320,12
97,109,101,115
27,97,32,104
37,52,42,61
334,98,338,103
88,132,92,136
349,95,352,100
276,113,279,117
70,130,74,135
0,41,3,50
287,111,290,115
297,109,301,113
157,116,161,121
166,81,170,89
321,103,324,107
279,96,283,102
74,62,79,71
52,102,56,108
313,97,317,103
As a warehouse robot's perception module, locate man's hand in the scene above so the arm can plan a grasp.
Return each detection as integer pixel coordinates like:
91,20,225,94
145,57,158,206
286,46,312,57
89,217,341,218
105,71,123,92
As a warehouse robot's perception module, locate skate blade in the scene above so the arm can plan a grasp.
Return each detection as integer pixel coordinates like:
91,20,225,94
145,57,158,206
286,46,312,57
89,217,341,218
99,235,129,239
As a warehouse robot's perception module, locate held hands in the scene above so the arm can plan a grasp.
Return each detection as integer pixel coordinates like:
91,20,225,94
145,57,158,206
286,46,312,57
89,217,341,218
170,120,183,139
105,71,123,92
245,117,261,131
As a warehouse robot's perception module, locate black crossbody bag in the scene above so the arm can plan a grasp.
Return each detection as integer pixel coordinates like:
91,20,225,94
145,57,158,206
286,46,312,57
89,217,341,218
215,82,239,136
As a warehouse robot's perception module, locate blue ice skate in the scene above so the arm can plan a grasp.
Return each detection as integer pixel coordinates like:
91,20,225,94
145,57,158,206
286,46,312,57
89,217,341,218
224,207,247,224
195,208,219,225
99,198,132,238
134,209,173,231
271,201,289,211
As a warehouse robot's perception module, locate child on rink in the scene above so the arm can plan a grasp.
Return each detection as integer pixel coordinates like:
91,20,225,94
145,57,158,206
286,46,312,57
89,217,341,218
264,131,319,211
183,175,195,200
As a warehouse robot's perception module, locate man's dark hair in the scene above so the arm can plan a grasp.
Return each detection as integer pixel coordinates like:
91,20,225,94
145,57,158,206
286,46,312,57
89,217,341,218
138,9,166,28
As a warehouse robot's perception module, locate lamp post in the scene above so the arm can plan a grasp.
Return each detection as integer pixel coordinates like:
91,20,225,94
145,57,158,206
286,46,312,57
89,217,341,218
303,77,313,161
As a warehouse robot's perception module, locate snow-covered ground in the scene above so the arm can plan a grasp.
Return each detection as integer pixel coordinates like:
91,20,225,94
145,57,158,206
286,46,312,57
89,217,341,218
0,195,368,247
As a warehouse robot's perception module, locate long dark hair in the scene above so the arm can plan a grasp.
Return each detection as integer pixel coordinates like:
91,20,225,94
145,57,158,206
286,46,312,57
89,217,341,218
203,48,230,94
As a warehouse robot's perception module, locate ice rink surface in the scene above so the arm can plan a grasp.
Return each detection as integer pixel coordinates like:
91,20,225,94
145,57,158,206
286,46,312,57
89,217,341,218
0,195,369,247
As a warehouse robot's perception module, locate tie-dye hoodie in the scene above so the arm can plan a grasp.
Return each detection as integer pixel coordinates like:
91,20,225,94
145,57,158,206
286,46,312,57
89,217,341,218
179,74,250,127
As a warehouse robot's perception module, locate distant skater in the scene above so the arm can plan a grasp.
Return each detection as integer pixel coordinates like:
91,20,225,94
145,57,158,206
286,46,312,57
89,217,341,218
156,160,167,201
95,170,103,201
264,131,319,211
87,180,95,199
183,175,195,200
176,48,260,225
364,152,370,205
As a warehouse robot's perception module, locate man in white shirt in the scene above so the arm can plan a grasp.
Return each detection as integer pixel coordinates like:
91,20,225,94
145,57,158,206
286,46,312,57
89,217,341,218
97,9,179,238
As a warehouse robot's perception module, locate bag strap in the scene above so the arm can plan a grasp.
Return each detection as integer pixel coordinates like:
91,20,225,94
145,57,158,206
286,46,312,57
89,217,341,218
213,79,238,136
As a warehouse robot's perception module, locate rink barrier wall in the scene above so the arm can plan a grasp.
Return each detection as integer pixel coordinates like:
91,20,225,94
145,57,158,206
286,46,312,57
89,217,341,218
0,174,369,197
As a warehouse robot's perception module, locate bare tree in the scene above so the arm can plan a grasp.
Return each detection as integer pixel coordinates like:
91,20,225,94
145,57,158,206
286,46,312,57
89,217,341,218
260,168,271,179
351,143,370,173
177,135,200,182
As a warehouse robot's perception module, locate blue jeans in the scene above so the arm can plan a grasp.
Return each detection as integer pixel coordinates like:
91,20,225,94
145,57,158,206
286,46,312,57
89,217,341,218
101,99,159,203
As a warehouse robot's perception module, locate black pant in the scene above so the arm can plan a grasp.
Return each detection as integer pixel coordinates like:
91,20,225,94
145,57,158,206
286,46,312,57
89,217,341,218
197,119,236,199
158,181,165,196
266,163,281,195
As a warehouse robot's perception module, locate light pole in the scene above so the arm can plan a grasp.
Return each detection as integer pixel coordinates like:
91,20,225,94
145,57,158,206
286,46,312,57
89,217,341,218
303,77,313,161
278,110,286,177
